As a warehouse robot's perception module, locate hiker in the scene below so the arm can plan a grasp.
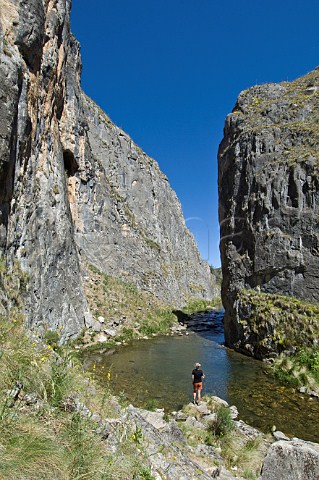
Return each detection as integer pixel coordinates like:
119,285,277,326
192,362,205,405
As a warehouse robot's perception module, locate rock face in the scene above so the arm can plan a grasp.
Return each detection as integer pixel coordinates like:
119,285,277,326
261,440,319,480
0,0,215,339
218,68,319,353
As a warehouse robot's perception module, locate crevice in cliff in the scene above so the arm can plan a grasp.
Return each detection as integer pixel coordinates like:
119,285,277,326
63,150,79,225
0,162,12,249
287,169,299,208
246,264,306,289
0,85,20,251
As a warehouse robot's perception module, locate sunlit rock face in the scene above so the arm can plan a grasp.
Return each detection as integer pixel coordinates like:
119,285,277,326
261,439,319,480
0,0,216,339
218,68,319,354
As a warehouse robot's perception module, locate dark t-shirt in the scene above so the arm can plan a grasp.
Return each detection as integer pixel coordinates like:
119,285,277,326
192,369,204,383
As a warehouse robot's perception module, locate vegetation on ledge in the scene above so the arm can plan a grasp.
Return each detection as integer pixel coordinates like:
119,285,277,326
181,297,222,315
84,263,177,341
238,289,319,392
83,263,219,348
238,289,319,351
272,348,319,395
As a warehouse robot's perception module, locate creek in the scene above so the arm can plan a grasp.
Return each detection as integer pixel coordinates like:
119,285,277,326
84,310,319,443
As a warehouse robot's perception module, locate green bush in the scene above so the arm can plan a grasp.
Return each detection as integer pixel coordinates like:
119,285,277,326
208,406,234,437
145,399,158,411
44,329,60,350
182,298,219,315
272,347,319,390
136,467,156,479
297,348,319,378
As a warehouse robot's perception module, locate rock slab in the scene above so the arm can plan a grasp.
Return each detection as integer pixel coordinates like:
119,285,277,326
261,439,319,480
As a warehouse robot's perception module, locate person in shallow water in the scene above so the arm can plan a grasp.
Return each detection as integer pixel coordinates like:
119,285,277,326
192,362,205,405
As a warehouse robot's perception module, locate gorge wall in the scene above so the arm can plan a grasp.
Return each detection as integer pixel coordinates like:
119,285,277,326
0,0,216,340
219,68,319,357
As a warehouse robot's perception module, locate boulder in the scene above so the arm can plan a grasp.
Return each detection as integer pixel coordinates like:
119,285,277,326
261,439,319,480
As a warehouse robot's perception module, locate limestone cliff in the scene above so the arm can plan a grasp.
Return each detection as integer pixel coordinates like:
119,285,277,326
219,68,319,357
0,0,216,339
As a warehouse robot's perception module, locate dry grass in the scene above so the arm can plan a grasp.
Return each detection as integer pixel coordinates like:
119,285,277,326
0,260,155,479
83,263,178,340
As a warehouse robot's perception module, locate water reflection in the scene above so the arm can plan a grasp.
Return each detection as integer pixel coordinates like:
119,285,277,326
84,310,319,442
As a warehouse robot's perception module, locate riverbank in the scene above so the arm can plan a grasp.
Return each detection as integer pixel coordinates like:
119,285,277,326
79,263,221,350
1,264,318,477
1,310,319,479
81,310,319,443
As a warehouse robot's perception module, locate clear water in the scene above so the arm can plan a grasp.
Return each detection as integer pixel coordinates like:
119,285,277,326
84,310,319,443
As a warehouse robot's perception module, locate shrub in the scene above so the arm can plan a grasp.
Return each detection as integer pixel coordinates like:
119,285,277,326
208,406,234,437
145,399,158,411
44,329,60,350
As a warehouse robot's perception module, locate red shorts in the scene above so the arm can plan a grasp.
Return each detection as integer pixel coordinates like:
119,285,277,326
193,382,202,392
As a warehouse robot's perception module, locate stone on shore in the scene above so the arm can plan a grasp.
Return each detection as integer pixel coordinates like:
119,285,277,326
261,439,319,480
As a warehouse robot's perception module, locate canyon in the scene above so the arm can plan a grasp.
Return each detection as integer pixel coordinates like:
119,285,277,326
0,0,216,340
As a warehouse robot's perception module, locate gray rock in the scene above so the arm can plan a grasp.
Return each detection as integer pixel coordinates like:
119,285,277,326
234,419,261,440
185,416,205,429
0,0,218,339
137,409,167,430
261,439,319,480
95,333,108,343
202,413,217,424
210,396,229,408
163,420,187,444
174,411,188,421
229,405,239,419
89,320,102,332
193,444,222,461
196,403,210,415
218,68,319,358
103,329,117,337
273,430,290,441
24,392,39,405
96,418,122,439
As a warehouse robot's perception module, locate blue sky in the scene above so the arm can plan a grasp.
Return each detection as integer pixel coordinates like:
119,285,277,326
71,0,319,267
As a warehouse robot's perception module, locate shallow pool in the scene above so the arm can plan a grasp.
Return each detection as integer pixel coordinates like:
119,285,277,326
84,310,319,442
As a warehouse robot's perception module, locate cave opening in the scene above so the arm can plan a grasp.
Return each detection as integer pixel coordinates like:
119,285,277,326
63,150,78,177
